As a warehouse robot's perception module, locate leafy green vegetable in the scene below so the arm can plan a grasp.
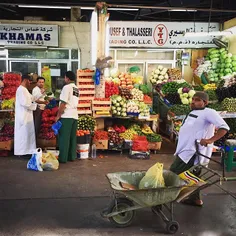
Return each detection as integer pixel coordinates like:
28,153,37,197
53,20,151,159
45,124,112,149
168,104,190,116
146,133,162,142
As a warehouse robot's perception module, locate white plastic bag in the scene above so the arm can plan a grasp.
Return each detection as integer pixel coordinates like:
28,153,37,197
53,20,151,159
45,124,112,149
27,148,43,172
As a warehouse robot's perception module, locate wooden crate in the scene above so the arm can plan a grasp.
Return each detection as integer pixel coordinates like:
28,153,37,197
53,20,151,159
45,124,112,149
78,102,92,115
92,100,111,117
0,139,14,151
77,71,95,77
37,139,57,148
79,90,95,95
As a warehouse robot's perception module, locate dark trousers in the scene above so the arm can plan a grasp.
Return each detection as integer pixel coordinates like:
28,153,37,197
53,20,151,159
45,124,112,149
33,108,42,140
170,155,201,200
58,118,77,163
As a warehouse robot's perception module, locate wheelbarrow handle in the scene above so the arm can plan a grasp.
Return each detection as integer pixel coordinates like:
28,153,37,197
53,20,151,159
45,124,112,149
195,139,223,152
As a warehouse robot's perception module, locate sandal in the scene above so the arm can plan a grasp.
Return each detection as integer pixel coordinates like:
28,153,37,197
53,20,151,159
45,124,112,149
181,199,203,207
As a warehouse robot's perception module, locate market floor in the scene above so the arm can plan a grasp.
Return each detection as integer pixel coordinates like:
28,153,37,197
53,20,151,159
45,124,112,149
0,152,236,236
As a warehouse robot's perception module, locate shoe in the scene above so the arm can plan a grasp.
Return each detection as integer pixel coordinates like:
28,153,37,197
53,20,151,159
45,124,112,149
181,199,203,207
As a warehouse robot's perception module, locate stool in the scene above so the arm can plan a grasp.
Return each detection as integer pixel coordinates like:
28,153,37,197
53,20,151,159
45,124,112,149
224,139,236,172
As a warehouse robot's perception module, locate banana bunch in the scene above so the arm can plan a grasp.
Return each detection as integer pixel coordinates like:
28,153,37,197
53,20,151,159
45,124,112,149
1,98,15,110
119,129,137,140
142,124,153,134
203,83,217,90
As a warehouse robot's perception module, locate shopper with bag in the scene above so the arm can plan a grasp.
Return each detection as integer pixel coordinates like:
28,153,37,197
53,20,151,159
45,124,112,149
55,71,79,163
14,74,37,157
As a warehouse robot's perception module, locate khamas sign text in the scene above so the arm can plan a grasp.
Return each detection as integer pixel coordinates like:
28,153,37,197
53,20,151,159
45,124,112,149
108,21,220,48
0,24,59,47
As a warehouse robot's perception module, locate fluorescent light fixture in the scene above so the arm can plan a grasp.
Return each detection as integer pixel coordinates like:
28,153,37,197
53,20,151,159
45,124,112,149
18,5,139,11
108,8,139,11
185,31,233,37
18,5,71,9
168,9,197,12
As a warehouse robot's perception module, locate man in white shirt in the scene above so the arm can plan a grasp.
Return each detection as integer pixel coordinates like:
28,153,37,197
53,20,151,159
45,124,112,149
14,74,37,157
170,91,229,206
32,77,48,139
56,71,79,163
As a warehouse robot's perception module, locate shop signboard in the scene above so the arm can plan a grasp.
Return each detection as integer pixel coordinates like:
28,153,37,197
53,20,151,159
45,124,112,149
0,24,59,47
108,21,220,48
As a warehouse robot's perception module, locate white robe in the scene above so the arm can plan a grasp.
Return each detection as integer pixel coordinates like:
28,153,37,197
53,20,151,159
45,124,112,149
14,85,37,155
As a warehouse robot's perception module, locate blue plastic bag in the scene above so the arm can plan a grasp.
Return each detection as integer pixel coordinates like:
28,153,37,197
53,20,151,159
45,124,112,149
52,121,62,135
27,148,43,172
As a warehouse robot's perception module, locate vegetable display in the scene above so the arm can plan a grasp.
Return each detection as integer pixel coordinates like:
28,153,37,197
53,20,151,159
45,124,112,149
105,81,119,98
130,88,144,101
1,98,15,110
126,100,139,113
146,133,162,142
177,87,195,105
119,129,137,140
149,65,169,85
139,102,150,117
168,104,191,116
222,98,236,112
111,95,127,117
77,115,96,131
93,130,108,140
108,131,124,145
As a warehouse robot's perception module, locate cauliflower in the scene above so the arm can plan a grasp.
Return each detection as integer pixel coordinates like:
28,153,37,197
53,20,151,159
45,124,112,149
164,74,169,79
159,75,164,80
158,65,163,71
154,69,160,74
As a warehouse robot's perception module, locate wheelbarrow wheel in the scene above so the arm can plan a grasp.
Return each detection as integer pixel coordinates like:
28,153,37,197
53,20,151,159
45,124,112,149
108,198,135,228
166,221,179,234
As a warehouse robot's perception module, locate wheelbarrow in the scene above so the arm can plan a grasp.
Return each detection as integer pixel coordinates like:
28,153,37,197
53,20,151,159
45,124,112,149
101,170,192,234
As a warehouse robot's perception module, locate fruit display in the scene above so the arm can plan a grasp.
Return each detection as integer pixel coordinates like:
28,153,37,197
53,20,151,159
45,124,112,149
105,81,119,98
142,124,153,134
119,128,137,140
118,72,134,89
149,65,169,86
222,98,236,112
203,83,217,90
177,87,195,105
77,115,96,131
167,68,182,80
119,87,133,100
1,72,21,100
76,130,90,136
39,107,58,140
130,88,144,101
111,95,127,117
129,124,143,135
1,98,15,110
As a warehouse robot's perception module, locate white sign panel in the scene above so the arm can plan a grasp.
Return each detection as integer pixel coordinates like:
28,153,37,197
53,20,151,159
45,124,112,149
108,21,220,48
0,24,59,47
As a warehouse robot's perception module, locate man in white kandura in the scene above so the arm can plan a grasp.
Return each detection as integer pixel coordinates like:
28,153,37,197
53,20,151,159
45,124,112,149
14,74,37,158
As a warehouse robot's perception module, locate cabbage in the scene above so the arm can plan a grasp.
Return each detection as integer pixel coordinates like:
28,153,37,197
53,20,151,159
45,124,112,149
177,88,182,94
110,68,120,78
181,98,189,104
188,90,195,97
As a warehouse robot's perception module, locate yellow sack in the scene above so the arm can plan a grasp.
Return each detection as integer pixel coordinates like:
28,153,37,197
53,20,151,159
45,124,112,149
139,162,165,189
42,152,59,171
178,170,205,188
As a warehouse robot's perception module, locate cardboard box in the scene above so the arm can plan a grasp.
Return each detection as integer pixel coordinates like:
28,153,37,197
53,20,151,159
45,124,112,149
0,139,13,151
148,142,162,150
95,118,105,130
93,140,108,149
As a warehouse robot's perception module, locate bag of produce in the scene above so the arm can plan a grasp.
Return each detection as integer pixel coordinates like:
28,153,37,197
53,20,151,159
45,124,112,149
42,152,59,171
132,135,148,152
139,162,165,189
27,148,43,172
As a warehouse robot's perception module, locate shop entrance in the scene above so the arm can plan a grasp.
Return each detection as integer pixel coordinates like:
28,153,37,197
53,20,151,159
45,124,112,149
40,62,69,92
10,60,39,75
